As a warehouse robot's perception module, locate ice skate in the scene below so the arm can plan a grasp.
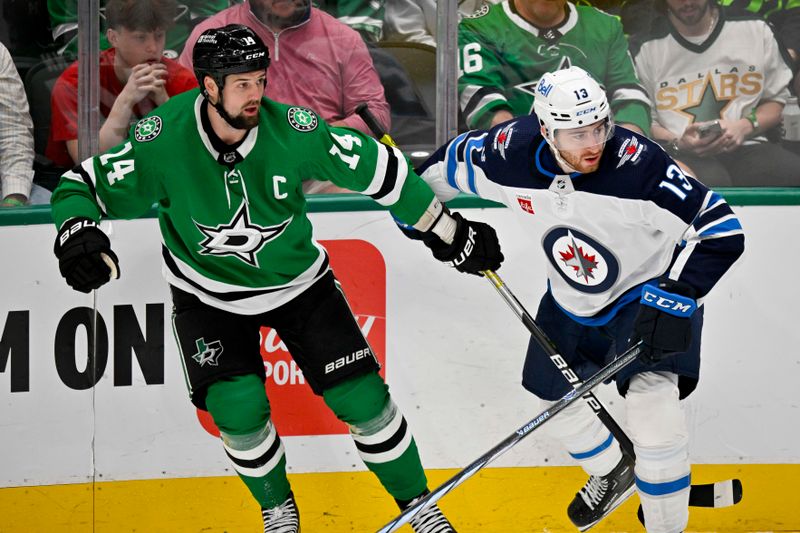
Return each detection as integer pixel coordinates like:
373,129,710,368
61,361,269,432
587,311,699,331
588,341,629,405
261,491,299,533
567,454,636,531
403,491,457,533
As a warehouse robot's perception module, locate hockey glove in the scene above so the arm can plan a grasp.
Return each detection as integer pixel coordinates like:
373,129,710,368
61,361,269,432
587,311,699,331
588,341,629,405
633,279,697,365
425,212,503,276
54,217,120,293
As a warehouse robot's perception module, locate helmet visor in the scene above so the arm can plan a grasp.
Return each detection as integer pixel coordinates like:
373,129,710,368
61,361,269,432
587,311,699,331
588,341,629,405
551,117,614,151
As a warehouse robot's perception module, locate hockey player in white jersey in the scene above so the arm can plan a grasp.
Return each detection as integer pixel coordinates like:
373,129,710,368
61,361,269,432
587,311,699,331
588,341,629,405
411,67,745,532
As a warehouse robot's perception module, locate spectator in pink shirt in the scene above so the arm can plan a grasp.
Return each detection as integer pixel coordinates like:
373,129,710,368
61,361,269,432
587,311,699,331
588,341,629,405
180,0,390,193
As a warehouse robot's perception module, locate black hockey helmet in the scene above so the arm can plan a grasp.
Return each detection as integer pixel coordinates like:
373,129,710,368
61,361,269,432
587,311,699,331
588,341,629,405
193,24,270,93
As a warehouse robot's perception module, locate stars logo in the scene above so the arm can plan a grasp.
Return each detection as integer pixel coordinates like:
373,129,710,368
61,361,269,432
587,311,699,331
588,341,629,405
287,107,318,132
674,73,733,124
465,3,490,18
195,201,292,267
191,338,223,367
518,56,579,112
134,116,162,142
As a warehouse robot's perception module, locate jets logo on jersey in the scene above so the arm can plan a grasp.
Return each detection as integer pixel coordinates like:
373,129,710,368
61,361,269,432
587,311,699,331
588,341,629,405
134,116,162,142
542,227,619,294
195,201,292,267
616,136,645,168
287,107,318,132
192,338,223,367
492,123,515,159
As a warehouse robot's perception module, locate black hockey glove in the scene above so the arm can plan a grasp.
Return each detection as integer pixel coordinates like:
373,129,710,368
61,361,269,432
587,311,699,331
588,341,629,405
54,217,120,293
632,279,697,365
425,212,504,276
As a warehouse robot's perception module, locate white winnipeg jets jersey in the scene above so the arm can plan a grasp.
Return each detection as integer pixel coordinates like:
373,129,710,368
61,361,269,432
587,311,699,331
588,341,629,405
418,115,744,322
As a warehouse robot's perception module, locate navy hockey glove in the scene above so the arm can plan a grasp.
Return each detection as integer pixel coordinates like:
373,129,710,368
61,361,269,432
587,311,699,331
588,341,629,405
54,217,120,293
426,212,504,276
633,279,697,365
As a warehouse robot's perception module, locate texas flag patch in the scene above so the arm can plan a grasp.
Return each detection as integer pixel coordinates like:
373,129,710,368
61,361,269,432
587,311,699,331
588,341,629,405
517,196,535,214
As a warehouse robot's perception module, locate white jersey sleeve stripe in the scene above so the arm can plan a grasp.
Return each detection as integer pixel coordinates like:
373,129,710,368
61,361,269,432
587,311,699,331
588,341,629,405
668,240,698,281
373,145,409,207
80,159,108,215
362,141,390,197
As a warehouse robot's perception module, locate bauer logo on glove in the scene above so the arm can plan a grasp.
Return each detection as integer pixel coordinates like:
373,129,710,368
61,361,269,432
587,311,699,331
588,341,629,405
54,217,120,293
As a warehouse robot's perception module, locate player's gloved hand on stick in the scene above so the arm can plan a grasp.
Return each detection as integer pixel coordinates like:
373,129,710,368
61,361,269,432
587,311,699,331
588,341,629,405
418,209,503,276
633,279,697,365
54,217,120,293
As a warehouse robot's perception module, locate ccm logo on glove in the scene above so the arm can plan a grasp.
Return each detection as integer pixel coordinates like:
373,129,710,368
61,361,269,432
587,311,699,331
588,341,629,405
641,286,697,317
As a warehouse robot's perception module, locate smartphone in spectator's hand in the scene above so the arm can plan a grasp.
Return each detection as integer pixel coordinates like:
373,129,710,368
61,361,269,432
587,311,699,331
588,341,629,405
697,120,722,139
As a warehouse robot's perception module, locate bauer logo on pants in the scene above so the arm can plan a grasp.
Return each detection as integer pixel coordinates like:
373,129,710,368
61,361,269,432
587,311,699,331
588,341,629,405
196,239,386,437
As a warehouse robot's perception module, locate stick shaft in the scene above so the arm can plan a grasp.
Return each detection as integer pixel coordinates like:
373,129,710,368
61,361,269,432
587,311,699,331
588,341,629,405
376,340,644,533
482,270,636,459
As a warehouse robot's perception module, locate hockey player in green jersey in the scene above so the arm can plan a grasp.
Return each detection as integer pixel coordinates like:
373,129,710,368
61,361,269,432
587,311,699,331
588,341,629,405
458,0,651,133
50,24,503,533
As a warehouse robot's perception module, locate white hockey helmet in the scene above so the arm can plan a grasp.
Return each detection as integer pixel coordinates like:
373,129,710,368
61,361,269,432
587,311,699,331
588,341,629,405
533,66,614,151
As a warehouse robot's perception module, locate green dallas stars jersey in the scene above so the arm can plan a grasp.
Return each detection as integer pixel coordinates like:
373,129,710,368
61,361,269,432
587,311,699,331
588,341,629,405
458,1,651,133
51,89,440,313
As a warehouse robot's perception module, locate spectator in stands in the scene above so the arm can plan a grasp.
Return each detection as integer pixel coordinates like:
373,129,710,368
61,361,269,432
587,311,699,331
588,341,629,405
315,0,386,42
384,0,501,47
0,42,35,207
632,0,800,186
46,0,198,169
47,0,233,58
180,0,390,193
458,0,651,134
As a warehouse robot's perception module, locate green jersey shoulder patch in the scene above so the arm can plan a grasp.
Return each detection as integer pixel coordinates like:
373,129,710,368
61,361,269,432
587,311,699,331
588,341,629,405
134,116,162,142
465,3,490,18
287,107,318,132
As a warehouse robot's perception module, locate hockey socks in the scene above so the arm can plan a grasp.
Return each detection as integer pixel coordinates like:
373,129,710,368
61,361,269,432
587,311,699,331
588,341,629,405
205,374,291,509
324,371,428,500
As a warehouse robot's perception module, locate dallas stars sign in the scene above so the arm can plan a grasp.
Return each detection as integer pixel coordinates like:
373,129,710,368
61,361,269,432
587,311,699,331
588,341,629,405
194,201,292,268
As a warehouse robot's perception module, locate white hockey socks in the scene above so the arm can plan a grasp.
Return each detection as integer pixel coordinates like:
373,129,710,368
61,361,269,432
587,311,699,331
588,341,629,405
627,372,690,533
545,397,623,476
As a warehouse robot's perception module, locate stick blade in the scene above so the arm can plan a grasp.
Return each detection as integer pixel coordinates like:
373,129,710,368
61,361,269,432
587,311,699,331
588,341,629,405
638,479,743,526
688,478,743,508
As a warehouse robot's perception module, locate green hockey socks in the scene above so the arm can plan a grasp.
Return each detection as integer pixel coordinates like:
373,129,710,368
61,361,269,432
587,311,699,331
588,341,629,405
205,374,290,509
324,371,428,501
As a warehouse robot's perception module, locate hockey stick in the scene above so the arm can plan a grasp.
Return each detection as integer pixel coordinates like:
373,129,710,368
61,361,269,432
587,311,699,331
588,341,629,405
482,270,742,510
482,269,637,459
483,270,742,508
375,340,646,533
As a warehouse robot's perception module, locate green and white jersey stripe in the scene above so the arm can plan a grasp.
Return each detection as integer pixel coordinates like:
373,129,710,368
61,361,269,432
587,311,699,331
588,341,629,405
51,89,438,313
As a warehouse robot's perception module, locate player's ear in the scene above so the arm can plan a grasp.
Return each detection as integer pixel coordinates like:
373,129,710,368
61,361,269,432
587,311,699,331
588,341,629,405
203,76,219,102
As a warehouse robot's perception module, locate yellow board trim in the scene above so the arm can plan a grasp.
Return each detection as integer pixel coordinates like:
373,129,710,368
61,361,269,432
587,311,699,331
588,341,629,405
1,464,797,532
